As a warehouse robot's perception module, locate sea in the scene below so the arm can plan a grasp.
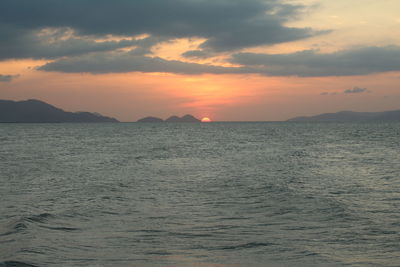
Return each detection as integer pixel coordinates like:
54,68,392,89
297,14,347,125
0,122,399,267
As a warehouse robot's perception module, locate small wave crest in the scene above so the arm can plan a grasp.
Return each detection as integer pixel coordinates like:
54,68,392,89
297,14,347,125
217,242,275,250
1,213,80,237
5,213,55,234
0,261,38,267
39,226,80,232
24,213,54,223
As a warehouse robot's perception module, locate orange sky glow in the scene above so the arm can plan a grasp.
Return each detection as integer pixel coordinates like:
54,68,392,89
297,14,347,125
1,0,399,121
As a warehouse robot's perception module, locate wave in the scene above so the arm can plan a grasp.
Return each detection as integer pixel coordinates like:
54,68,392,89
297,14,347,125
0,261,38,267
1,213,80,237
2,213,55,235
217,242,275,250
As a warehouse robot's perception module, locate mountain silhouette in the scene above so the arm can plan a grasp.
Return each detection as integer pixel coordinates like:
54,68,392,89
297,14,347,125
137,116,164,122
165,115,181,122
180,114,201,122
288,110,400,122
0,99,119,123
137,114,201,122
165,114,200,122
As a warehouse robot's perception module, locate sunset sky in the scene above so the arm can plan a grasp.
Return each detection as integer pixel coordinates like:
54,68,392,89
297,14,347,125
1,0,399,121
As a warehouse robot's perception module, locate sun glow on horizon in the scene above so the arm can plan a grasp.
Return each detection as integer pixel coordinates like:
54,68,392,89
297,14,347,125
201,117,211,122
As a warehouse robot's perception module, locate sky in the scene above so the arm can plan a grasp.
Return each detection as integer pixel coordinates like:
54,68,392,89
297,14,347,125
0,0,399,121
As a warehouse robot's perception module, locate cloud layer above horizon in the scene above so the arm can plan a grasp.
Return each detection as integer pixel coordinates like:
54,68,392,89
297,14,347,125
0,0,315,54
1,0,400,77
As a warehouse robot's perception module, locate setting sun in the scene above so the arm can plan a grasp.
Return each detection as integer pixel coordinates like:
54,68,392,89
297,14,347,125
201,117,211,122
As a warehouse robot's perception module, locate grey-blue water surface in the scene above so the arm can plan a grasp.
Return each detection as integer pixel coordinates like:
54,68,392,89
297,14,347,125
0,122,399,267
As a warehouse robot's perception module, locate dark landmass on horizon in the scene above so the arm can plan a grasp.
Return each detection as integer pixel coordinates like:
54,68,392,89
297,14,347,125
137,115,201,123
0,99,119,123
137,116,164,123
288,110,400,122
2,99,399,123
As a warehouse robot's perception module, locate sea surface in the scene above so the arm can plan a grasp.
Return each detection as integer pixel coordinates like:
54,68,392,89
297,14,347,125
0,122,399,267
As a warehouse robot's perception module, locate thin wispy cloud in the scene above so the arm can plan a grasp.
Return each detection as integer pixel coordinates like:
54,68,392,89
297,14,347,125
320,92,338,96
0,74,19,82
344,87,369,94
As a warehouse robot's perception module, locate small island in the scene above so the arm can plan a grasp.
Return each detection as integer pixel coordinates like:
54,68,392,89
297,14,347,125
137,116,164,123
288,110,400,122
137,114,201,123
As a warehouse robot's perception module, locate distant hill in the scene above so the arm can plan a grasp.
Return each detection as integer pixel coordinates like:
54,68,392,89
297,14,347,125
164,115,181,122
137,114,201,123
180,114,201,122
0,99,119,123
137,116,164,123
165,115,200,122
288,110,400,122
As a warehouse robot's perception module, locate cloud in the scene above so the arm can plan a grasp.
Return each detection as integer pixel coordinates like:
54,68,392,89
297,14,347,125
2,0,390,79
38,45,400,77
0,74,19,82
38,51,245,75
181,50,212,59
0,0,320,60
320,87,369,96
0,26,144,60
39,45,400,77
231,46,400,76
344,87,369,94
320,92,338,96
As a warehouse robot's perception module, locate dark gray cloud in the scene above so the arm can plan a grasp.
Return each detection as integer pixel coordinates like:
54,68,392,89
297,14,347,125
130,36,169,56
0,0,319,60
231,46,400,76
0,74,19,82
0,26,144,60
344,87,369,94
38,51,245,75
200,26,318,52
3,0,396,77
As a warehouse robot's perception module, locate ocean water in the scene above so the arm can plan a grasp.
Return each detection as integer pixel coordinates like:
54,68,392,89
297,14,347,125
0,122,399,267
